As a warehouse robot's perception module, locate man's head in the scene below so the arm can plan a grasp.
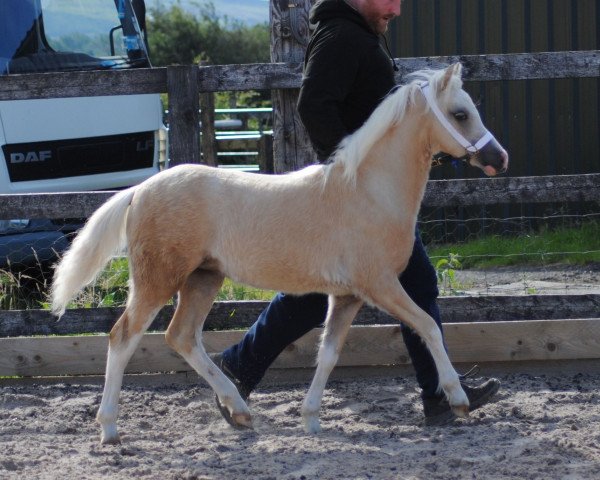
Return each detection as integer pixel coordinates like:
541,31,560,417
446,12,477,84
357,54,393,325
346,0,402,34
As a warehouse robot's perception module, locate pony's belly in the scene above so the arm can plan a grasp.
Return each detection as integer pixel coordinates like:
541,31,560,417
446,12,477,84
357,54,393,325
222,260,351,297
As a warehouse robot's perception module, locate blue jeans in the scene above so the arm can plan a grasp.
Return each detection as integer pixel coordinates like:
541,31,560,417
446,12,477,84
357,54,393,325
222,231,443,398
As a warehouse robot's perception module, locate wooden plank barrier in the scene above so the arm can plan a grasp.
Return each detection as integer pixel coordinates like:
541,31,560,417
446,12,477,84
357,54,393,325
1,319,599,377
2,295,600,338
1,51,597,101
1,296,599,377
2,173,600,219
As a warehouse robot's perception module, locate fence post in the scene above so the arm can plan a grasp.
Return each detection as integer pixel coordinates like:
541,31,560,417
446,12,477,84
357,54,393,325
199,61,218,167
258,133,274,174
270,0,316,173
199,95,218,167
167,65,200,166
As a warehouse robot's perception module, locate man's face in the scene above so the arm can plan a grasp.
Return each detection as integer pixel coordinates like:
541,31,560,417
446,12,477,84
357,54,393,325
360,0,402,34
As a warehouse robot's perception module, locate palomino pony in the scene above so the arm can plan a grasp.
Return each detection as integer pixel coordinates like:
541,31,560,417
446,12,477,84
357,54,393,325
52,63,508,444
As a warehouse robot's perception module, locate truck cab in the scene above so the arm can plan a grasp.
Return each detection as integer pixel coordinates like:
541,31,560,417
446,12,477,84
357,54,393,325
0,0,165,283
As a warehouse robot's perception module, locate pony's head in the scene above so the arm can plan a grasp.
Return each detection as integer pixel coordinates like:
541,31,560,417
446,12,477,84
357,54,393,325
418,63,509,176
331,64,508,185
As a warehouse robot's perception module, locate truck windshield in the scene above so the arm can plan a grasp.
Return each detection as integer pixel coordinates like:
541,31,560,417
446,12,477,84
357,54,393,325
0,0,150,75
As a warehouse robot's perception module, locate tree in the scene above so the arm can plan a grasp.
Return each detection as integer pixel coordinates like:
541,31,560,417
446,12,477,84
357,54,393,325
146,1,269,67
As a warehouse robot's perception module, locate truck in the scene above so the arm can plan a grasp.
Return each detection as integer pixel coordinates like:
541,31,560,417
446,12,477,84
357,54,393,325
0,0,165,290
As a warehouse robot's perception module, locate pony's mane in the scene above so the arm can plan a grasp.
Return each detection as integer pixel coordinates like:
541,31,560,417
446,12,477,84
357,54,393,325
327,67,463,185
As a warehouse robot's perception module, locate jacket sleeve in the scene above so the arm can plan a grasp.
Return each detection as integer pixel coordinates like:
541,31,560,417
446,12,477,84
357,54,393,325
297,28,361,160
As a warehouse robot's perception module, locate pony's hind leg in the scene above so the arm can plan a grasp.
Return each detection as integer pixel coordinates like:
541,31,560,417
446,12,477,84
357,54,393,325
302,295,363,433
97,299,163,444
367,277,468,417
165,269,253,429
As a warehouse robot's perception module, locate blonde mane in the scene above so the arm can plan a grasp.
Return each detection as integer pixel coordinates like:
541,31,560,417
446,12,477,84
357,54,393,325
327,67,463,185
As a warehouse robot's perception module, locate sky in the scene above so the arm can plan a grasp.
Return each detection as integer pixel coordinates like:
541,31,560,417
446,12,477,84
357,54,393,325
217,0,269,24
160,0,270,25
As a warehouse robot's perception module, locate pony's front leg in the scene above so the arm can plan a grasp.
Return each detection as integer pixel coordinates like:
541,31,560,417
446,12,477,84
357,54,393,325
302,295,363,433
169,334,252,428
368,279,469,417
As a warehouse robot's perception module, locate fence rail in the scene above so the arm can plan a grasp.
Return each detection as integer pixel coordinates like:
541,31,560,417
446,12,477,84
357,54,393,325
1,295,599,338
3,318,600,377
1,172,598,219
1,50,597,169
1,51,597,101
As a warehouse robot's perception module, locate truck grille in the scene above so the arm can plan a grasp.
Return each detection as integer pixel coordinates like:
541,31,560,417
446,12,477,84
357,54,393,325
2,131,155,182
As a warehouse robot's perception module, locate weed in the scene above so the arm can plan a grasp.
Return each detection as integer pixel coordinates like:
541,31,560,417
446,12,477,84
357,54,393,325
434,253,465,295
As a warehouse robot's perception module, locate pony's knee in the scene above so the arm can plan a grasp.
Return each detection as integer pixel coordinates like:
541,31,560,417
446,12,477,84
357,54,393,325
109,307,153,347
109,311,130,346
165,328,193,355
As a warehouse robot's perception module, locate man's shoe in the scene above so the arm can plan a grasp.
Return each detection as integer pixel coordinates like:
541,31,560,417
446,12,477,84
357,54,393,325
423,369,500,426
212,353,253,429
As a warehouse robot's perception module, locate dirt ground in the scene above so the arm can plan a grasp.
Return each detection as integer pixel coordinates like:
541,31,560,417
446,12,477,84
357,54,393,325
1,363,600,480
2,265,599,479
453,263,600,296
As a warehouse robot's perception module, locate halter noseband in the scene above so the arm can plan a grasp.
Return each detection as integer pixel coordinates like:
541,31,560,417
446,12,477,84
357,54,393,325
419,81,495,157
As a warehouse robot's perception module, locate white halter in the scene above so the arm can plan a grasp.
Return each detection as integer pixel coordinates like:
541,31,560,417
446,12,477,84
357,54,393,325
419,81,495,155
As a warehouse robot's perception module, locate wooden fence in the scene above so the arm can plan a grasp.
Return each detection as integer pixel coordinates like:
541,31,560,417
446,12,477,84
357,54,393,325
0,48,599,377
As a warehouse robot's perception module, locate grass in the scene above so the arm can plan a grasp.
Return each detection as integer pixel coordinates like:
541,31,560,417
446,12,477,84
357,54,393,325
33,257,273,311
215,278,274,302
2,258,275,311
427,222,600,269
0,267,49,310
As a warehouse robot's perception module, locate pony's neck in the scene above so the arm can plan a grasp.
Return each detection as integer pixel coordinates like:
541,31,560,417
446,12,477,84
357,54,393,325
354,111,433,223
322,87,433,224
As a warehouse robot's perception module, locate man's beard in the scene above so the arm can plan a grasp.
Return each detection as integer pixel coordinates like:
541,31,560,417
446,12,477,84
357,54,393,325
366,16,389,34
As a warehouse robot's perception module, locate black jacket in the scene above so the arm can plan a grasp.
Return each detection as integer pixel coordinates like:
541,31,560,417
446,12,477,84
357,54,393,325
297,0,396,160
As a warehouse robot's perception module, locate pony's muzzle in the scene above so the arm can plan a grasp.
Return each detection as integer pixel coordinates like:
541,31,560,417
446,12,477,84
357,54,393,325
475,140,509,176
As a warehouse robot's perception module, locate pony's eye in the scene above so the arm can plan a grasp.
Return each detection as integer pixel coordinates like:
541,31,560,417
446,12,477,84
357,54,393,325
453,111,468,122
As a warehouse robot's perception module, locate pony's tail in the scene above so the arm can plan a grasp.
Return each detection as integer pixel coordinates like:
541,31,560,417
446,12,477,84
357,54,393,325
51,187,137,318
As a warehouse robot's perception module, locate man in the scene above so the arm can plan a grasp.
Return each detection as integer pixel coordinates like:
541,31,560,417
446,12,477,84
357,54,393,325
214,0,500,427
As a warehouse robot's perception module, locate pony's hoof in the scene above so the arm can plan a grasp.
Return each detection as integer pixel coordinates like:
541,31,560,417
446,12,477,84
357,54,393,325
451,404,469,418
100,432,121,445
302,415,322,434
231,412,253,430
99,423,121,445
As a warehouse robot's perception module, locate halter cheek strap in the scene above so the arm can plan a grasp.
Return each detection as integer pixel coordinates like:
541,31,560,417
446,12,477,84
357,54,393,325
419,81,496,156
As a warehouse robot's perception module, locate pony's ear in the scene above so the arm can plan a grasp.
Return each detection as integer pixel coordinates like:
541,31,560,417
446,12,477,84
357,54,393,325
440,63,463,91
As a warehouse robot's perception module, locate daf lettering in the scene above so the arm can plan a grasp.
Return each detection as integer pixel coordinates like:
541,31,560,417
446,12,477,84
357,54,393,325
10,150,52,164
136,139,153,152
